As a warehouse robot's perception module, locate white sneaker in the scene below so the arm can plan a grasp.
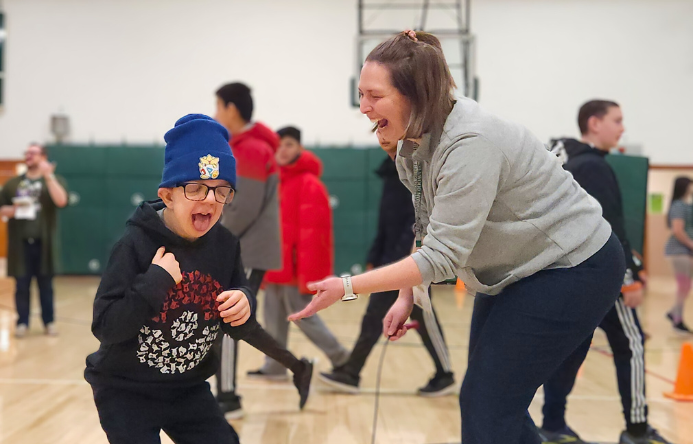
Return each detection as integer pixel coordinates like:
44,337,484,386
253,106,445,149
223,407,244,421
45,323,59,336
15,324,28,338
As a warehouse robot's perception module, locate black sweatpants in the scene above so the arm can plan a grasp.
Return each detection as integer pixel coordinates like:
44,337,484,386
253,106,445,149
459,234,624,444
216,269,301,402
93,382,239,444
542,296,648,435
340,286,452,379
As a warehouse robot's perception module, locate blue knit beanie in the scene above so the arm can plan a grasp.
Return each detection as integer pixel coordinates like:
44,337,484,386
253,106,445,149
159,114,237,189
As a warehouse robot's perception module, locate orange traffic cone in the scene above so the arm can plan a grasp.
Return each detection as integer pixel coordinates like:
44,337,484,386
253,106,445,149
455,278,466,308
664,343,693,401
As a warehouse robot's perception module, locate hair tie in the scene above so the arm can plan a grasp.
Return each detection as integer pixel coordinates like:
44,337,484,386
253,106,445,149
404,29,418,42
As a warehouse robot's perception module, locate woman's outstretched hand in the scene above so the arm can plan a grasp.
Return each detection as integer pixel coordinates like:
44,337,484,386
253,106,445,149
382,288,414,341
288,276,344,321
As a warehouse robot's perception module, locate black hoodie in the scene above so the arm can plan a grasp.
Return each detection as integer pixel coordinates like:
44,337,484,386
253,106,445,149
85,200,254,393
553,138,642,282
366,157,416,268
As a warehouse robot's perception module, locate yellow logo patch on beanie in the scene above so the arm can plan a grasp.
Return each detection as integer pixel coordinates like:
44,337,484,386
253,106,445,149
198,154,220,179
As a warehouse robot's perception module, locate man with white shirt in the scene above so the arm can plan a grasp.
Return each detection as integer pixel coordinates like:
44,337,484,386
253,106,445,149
0,143,68,338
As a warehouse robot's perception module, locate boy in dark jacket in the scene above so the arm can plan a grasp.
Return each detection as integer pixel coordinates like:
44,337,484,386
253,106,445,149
541,101,671,444
319,156,455,396
85,115,310,444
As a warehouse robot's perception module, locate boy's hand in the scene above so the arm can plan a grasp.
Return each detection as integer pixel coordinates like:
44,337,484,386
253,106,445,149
152,247,182,284
217,290,251,326
622,287,644,308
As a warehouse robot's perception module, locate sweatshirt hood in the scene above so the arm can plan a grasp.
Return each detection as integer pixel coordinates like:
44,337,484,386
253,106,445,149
231,122,280,152
281,150,322,179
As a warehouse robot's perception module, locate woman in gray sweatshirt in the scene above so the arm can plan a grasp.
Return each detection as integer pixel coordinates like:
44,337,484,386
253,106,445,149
290,31,625,444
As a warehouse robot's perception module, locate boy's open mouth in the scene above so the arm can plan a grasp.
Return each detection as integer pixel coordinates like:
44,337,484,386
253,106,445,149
192,212,213,232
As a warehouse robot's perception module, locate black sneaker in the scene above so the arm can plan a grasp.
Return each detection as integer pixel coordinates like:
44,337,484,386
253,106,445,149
417,372,456,397
318,370,360,394
674,322,693,334
292,358,313,410
619,426,673,444
246,368,289,381
667,313,693,335
538,426,589,443
218,395,243,420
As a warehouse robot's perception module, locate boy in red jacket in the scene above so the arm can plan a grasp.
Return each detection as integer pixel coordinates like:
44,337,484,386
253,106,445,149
214,83,311,418
247,126,349,379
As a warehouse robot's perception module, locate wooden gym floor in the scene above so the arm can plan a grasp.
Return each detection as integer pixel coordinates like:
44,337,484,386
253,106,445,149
0,276,691,444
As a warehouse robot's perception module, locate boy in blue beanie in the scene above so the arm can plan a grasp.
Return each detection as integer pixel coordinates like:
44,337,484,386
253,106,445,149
84,115,311,444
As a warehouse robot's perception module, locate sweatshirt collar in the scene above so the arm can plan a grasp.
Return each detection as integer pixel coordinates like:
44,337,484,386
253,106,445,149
397,129,442,162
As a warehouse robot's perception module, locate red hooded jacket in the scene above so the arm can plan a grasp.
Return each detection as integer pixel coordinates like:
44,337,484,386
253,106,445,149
264,150,333,293
221,122,282,271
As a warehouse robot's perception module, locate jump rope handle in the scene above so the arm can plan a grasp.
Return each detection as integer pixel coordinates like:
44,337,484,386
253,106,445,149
387,320,420,339
403,320,419,330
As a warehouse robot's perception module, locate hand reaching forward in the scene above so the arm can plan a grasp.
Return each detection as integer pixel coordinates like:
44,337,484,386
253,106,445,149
288,276,344,321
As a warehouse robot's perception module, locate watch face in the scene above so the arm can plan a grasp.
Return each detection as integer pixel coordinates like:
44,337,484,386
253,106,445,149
341,294,359,302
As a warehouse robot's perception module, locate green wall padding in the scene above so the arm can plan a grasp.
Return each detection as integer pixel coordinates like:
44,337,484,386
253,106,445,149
50,144,164,274
605,154,649,255
49,144,388,276
48,144,648,276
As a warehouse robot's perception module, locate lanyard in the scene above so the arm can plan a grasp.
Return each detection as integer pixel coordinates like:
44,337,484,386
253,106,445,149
413,158,458,285
414,160,423,249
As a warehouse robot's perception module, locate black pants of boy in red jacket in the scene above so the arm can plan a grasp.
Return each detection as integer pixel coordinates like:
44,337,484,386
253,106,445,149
216,269,304,411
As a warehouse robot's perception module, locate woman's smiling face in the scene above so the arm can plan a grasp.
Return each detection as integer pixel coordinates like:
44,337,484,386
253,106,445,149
358,61,412,143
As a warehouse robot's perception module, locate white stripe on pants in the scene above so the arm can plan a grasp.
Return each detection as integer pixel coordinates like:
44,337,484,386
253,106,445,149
220,335,236,392
422,308,452,372
219,268,254,394
614,298,647,424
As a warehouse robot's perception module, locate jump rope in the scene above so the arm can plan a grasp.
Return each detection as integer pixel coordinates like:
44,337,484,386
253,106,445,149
370,320,419,444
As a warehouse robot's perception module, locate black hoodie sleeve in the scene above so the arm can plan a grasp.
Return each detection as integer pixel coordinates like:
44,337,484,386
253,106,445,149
366,218,386,266
229,241,255,313
218,240,258,338
369,175,417,267
91,240,176,345
391,199,416,263
568,160,642,282
382,179,416,265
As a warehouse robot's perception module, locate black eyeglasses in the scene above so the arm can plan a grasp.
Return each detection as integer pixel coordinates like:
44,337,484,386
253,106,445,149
177,182,235,204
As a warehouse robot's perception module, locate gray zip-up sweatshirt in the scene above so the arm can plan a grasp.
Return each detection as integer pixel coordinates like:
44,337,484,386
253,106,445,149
397,97,612,295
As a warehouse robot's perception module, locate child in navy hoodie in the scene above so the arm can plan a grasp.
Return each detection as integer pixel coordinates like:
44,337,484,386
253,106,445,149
84,115,311,444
